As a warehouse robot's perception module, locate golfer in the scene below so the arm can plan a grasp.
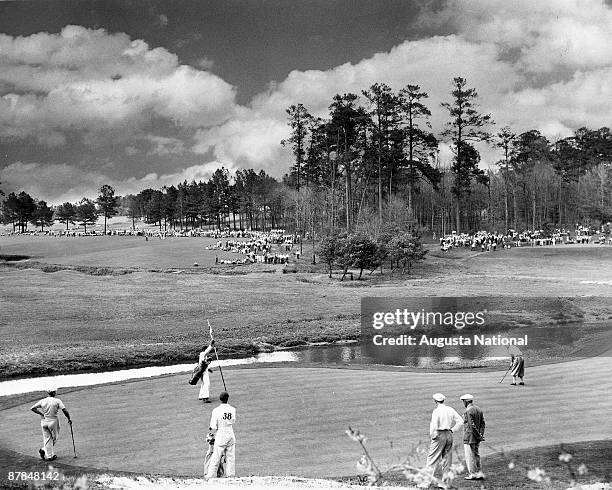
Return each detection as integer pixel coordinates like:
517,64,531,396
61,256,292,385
460,394,486,480
30,388,72,461
510,354,525,385
199,340,215,402
421,393,463,489
206,391,236,479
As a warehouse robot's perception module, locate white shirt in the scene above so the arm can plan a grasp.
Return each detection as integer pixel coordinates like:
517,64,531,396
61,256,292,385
31,396,65,423
209,403,236,433
199,345,213,364
429,403,463,437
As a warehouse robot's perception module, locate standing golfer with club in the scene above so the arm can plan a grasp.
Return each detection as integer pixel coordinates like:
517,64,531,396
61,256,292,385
510,353,525,385
420,393,463,489
30,388,72,461
205,391,236,479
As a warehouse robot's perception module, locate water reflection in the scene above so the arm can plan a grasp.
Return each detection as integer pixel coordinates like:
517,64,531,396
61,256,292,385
293,324,582,367
0,325,587,397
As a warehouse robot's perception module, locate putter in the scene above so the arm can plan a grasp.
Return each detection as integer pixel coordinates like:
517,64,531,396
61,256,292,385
69,422,77,458
499,365,512,383
499,346,512,383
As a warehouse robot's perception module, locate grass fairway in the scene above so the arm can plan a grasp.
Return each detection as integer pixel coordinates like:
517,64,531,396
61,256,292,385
0,355,611,485
0,234,261,269
1,236,612,487
2,237,612,378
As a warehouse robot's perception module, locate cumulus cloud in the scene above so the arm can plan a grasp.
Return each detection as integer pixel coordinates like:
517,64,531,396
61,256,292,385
250,35,516,130
0,161,226,204
192,108,291,175
2,1,612,194
426,0,612,72
0,25,237,145
217,0,612,170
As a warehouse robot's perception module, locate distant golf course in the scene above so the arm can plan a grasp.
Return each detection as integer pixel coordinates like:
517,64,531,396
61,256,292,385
1,224,612,488
1,227,612,379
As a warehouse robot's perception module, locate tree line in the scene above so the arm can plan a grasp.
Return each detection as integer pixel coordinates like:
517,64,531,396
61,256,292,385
120,169,283,232
1,76,611,238
282,77,612,235
1,185,119,234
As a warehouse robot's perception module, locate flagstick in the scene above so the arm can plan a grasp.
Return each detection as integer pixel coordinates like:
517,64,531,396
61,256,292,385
208,320,227,392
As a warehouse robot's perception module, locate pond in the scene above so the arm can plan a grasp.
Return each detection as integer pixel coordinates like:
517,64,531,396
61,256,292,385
287,324,580,366
0,325,588,397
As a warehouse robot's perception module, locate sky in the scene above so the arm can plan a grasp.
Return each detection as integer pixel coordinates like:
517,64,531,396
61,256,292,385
0,0,611,204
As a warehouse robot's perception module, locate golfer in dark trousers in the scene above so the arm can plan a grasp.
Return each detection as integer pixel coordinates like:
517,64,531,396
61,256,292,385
460,394,485,480
510,354,525,385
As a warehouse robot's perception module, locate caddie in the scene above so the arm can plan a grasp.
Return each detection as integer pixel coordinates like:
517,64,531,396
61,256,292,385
421,393,463,489
206,391,236,479
510,354,525,385
460,394,485,480
30,388,72,461
198,340,216,402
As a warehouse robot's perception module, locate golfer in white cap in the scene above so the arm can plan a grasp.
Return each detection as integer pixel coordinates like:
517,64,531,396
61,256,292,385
30,388,72,461
422,393,463,488
460,394,486,480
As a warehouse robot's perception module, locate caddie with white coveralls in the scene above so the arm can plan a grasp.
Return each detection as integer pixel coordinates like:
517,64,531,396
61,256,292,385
206,391,236,478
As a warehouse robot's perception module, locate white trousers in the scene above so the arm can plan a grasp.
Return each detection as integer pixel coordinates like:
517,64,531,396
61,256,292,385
204,444,225,477
41,420,59,458
425,430,453,481
464,442,482,476
206,434,235,478
199,370,210,399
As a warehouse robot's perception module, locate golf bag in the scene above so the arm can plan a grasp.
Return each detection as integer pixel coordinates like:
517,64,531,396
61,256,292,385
188,362,204,385
204,435,226,477
189,357,211,385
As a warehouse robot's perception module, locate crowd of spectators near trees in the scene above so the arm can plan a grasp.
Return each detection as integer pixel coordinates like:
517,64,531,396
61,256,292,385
1,76,611,279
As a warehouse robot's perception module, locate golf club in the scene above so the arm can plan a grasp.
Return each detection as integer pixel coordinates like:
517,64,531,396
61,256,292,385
208,320,228,392
499,365,512,383
69,421,77,458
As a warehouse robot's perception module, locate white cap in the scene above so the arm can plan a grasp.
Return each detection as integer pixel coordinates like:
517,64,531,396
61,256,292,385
460,393,474,401
47,387,57,394
433,393,445,402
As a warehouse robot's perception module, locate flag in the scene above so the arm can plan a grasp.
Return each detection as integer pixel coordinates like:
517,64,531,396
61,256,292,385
208,320,214,340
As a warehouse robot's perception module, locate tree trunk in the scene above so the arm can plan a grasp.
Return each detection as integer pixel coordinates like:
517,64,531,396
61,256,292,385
513,182,518,231
504,159,509,232
532,187,536,231
345,159,352,233
408,185,413,220
378,152,382,221
455,198,460,233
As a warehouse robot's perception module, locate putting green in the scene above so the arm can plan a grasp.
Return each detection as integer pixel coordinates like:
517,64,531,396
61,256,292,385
1,357,611,479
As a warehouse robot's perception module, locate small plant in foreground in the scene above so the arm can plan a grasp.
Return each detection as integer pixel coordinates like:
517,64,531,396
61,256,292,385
348,428,610,489
346,425,465,488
